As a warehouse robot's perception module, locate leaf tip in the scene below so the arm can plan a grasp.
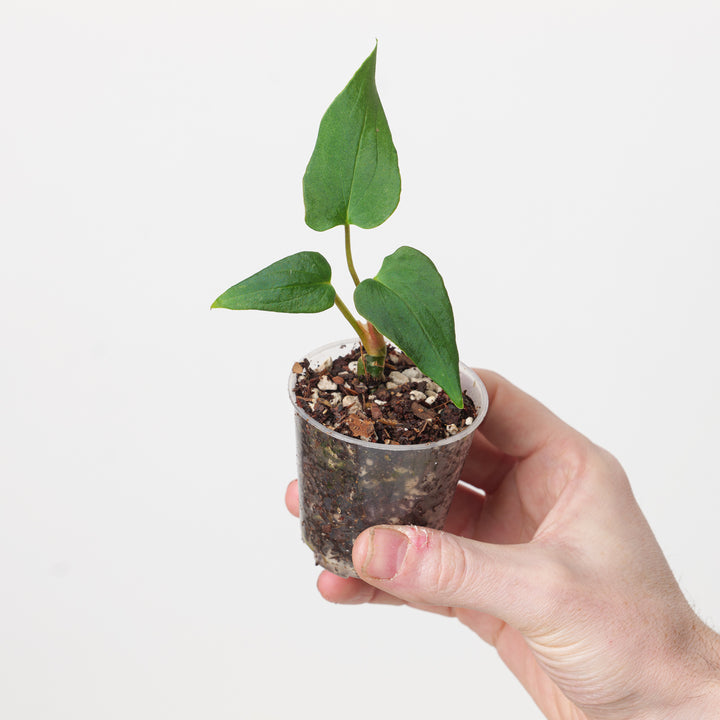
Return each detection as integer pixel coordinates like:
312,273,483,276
450,392,465,410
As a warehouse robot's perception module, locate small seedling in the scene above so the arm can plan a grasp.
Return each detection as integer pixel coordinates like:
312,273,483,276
212,44,464,408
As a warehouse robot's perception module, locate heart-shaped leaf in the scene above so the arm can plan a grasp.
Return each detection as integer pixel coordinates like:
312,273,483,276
212,251,335,313
303,43,401,231
353,246,463,407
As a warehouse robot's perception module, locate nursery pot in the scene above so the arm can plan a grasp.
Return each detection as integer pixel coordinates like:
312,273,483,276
289,340,489,578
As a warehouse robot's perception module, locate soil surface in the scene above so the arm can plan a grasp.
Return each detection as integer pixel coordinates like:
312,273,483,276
292,344,477,445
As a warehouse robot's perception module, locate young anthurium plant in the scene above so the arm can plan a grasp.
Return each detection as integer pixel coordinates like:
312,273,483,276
212,43,464,409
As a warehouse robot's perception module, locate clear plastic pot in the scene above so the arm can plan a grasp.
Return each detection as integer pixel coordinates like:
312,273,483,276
289,340,489,578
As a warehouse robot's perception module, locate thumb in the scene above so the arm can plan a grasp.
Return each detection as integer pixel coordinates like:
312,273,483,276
352,525,549,628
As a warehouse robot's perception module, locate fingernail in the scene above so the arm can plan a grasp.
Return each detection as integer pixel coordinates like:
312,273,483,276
358,528,409,580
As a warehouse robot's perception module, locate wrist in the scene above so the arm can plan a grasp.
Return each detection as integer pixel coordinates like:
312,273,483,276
661,682,720,720
652,621,720,720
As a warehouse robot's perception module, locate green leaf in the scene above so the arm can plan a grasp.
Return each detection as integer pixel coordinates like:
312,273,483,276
303,43,401,231
212,251,335,313
353,246,463,407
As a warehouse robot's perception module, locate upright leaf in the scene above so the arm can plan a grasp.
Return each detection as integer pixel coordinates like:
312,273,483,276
303,44,401,231
212,251,335,313
353,246,463,407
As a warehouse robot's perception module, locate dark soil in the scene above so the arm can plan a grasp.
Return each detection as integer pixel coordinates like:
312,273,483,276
292,344,477,445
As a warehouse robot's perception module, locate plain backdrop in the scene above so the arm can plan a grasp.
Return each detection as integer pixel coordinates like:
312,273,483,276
2,1,719,718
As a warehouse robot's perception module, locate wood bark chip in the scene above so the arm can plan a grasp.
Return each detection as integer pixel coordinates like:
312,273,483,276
347,412,376,440
411,401,436,421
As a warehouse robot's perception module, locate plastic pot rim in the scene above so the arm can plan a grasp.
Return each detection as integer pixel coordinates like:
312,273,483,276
288,338,489,452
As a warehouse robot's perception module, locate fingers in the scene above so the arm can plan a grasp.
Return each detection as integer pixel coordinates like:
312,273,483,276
352,525,548,630
285,480,299,517
317,571,405,606
474,370,573,460
317,570,461,619
287,480,494,611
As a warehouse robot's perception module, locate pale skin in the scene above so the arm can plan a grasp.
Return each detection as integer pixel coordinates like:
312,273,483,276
285,370,720,720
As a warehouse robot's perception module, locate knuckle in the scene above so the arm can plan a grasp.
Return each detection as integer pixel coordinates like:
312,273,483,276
552,435,591,480
426,534,474,601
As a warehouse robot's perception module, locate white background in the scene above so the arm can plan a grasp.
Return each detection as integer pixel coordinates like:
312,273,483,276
2,1,719,718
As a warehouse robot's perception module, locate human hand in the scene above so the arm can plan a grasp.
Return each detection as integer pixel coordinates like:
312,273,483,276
285,370,720,720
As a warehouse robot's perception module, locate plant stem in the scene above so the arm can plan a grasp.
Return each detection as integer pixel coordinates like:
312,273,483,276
333,294,366,339
344,223,361,287
364,322,386,357
362,322,387,379
333,294,387,379
362,351,386,379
